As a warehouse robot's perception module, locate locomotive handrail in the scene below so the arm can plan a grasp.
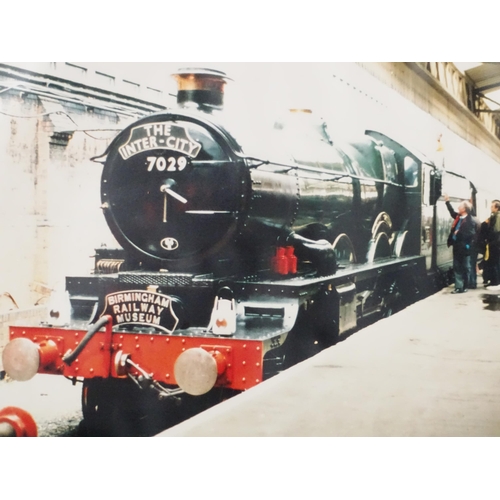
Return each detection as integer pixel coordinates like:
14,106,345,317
241,155,405,187
240,155,350,180
190,160,237,165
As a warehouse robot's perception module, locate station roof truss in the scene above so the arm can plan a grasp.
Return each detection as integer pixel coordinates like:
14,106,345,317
457,62,500,111
412,62,500,145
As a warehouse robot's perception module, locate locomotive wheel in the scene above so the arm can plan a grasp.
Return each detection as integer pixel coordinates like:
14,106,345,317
281,325,327,369
366,232,392,263
382,271,423,318
381,279,404,317
80,377,182,436
371,212,393,237
80,377,235,436
80,378,151,436
331,233,357,264
392,230,409,257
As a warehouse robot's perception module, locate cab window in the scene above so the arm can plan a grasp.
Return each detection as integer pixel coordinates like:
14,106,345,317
404,156,419,187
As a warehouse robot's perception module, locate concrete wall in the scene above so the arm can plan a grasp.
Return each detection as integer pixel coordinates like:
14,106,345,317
0,66,170,349
0,91,114,308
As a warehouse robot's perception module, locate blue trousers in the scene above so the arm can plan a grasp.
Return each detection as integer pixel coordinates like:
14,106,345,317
453,252,471,291
469,250,478,288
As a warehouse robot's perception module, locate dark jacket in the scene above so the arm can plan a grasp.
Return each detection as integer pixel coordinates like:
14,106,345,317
446,201,476,255
477,220,489,255
487,212,500,249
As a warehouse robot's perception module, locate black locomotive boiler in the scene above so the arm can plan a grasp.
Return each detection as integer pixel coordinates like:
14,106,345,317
1,68,474,435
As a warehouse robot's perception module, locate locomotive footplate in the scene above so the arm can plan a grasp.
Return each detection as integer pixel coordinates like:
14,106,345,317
236,254,426,291
232,254,427,336
5,255,425,395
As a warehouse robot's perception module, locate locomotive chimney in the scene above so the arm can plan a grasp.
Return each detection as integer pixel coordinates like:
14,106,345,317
172,68,230,112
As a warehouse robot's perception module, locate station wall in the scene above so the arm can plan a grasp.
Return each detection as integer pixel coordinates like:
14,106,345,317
0,81,144,311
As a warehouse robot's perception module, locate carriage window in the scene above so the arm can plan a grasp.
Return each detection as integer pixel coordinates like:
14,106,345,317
404,156,419,187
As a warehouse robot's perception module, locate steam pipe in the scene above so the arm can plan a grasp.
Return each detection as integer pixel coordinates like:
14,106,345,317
286,232,337,276
63,315,111,366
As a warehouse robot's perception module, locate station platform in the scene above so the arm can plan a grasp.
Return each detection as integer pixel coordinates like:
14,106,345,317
158,285,500,437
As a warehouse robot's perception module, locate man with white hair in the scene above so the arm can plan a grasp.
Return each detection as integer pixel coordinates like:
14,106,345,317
444,195,476,294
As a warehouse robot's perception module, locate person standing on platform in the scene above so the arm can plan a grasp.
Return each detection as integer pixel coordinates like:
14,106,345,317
468,200,481,289
485,200,500,291
477,218,493,286
444,195,476,294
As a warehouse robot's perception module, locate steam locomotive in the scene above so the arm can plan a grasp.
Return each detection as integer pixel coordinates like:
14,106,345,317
1,68,477,435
